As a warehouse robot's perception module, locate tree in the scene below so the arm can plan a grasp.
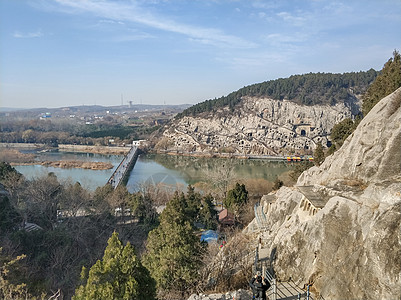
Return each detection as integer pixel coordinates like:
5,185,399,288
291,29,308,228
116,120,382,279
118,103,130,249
206,160,238,199
0,248,33,300
0,162,22,183
143,192,204,297
362,50,401,116
22,173,62,230
272,178,284,191
59,182,91,217
197,194,218,230
177,70,378,117
224,183,249,211
0,193,21,234
330,118,355,149
130,192,158,226
73,232,156,300
185,185,201,221
313,143,325,166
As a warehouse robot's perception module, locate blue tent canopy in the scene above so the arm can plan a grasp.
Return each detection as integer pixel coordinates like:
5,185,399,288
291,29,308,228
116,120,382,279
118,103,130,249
200,230,219,243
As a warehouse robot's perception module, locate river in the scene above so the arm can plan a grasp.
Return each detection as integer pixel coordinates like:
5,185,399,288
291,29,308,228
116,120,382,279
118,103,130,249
14,150,295,193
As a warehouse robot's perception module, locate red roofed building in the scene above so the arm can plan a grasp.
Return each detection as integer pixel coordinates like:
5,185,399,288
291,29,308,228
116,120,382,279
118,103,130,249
218,209,235,226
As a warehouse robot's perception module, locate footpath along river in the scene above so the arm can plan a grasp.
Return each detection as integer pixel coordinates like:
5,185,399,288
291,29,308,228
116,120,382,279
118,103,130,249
13,150,295,192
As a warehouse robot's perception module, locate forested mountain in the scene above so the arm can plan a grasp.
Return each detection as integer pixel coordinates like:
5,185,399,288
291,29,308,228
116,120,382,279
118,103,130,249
177,69,378,118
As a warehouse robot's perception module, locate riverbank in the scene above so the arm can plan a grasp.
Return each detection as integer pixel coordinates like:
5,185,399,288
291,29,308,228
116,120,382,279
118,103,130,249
151,149,313,162
0,143,131,155
0,148,114,170
58,144,130,155
1,142,313,162
13,161,113,170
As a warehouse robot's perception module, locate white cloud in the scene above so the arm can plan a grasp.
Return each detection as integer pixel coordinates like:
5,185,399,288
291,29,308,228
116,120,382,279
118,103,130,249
13,30,43,38
49,0,256,48
276,11,307,26
265,32,308,45
98,19,125,26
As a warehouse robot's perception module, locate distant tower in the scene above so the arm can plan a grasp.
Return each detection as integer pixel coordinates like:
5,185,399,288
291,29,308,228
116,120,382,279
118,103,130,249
121,94,123,106
128,101,133,108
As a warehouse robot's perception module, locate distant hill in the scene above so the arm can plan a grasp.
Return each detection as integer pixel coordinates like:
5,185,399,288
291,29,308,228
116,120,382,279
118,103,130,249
177,69,378,118
0,104,191,114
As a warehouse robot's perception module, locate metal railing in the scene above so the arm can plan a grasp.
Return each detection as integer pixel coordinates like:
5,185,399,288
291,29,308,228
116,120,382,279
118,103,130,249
253,249,324,300
107,146,139,188
254,202,269,229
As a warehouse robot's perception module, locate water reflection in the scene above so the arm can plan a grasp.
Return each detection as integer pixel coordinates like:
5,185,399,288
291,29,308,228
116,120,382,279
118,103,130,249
127,154,294,192
14,151,294,193
152,154,291,183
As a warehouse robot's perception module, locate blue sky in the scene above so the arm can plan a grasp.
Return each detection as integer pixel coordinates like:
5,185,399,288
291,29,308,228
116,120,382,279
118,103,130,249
0,0,400,109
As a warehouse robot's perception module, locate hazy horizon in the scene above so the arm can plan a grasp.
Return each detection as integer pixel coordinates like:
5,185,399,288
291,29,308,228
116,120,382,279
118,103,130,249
1,0,400,109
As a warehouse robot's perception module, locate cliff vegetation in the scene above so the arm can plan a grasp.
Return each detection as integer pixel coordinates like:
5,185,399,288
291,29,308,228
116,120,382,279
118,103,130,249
177,69,378,118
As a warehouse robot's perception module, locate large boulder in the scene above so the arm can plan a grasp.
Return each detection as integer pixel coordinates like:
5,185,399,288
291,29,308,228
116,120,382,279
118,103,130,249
298,87,401,186
252,88,401,299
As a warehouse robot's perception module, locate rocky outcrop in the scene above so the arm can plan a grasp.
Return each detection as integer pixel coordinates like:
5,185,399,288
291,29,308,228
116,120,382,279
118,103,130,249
297,88,401,186
158,96,359,156
243,88,401,299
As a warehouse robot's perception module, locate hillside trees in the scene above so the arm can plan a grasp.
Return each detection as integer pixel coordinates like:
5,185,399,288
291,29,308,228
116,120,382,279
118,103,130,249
330,118,360,151
73,232,156,300
362,50,401,116
0,164,160,298
325,51,400,156
224,183,249,212
0,118,153,146
177,70,378,117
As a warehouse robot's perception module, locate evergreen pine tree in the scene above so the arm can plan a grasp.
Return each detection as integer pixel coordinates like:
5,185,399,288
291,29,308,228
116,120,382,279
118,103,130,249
198,194,218,230
314,143,325,166
143,192,204,295
73,232,156,300
223,183,248,210
362,50,401,116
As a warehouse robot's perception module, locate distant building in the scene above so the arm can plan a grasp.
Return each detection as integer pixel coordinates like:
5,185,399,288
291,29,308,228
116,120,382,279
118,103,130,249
21,222,43,232
218,209,235,226
40,112,51,120
132,140,147,147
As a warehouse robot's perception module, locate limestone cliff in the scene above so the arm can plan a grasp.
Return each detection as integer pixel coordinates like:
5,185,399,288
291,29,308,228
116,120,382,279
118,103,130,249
157,96,359,156
245,88,401,299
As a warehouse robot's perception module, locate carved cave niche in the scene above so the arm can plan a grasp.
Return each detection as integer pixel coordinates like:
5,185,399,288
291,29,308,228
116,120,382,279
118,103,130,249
303,200,308,210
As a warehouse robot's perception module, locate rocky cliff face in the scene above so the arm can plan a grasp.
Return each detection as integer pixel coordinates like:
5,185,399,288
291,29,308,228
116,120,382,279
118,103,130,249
157,96,359,156
245,88,401,299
